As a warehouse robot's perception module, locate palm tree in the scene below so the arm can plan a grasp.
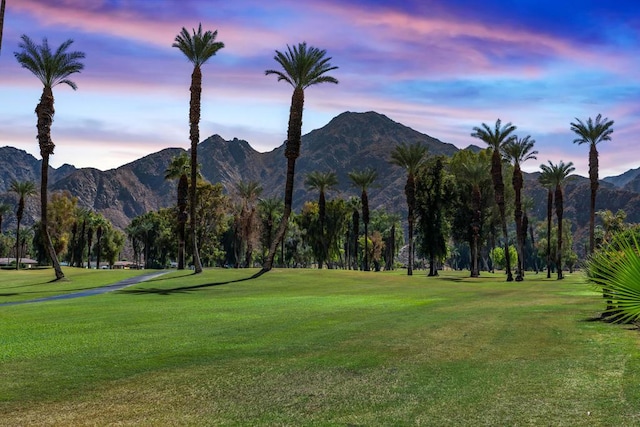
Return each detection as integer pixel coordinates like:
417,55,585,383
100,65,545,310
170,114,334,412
305,170,338,269
390,142,428,276
570,114,614,255
164,152,192,270
260,42,338,274
9,180,36,270
471,119,517,281
93,215,108,270
502,136,538,281
346,196,361,270
540,160,575,280
234,180,263,268
348,168,378,271
0,202,11,234
458,155,491,278
538,170,554,278
0,0,6,55
14,35,84,280
172,23,224,274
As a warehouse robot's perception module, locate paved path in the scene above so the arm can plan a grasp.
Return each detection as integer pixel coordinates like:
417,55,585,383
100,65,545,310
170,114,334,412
0,271,169,307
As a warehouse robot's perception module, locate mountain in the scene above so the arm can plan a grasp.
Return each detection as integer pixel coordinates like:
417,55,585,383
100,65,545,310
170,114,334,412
2,111,640,251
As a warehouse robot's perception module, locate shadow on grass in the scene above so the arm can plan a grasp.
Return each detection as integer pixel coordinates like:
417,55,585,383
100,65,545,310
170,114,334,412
121,274,258,296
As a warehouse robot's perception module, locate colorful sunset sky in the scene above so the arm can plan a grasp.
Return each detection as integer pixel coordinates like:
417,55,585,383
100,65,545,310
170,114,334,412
1,0,638,177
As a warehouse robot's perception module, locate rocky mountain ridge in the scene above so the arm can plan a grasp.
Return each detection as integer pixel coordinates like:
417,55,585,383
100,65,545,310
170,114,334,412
1,111,640,241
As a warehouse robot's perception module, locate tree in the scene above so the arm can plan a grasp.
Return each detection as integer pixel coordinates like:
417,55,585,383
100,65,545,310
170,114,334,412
93,214,109,269
0,202,11,234
305,171,338,269
14,35,84,280
9,180,36,269
502,136,538,281
346,196,361,270
471,119,517,281
164,152,193,270
540,160,575,280
234,180,263,268
390,142,428,276
173,23,224,274
258,197,283,265
538,169,554,278
47,191,77,259
260,42,339,274
455,152,491,277
596,209,627,244
0,0,5,55
348,168,378,271
415,156,452,277
570,114,614,254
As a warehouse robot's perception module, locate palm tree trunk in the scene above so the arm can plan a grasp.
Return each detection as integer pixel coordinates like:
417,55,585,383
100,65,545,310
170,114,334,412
352,209,359,270
555,185,564,280
491,152,512,281
513,166,524,281
259,86,304,275
96,227,102,269
406,174,415,276
36,87,64,280
589,144,599,254
362,190,370,272
15,219,21,270
189,66,203,273
0,0,5,55
546,189,552,279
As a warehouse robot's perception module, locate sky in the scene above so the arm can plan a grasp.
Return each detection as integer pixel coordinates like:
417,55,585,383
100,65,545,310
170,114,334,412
1,0,639,178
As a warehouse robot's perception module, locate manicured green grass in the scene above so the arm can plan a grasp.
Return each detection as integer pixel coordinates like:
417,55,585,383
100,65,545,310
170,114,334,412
1,269,639,426
0,268,156,303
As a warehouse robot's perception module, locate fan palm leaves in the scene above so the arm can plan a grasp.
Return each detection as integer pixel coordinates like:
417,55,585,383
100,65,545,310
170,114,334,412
260,42,338,274
173,23,224,274
571,114,614,254
14,34,84,280
390,142,428,276
471,119,517,281
502,135,538,281
540,160,575,280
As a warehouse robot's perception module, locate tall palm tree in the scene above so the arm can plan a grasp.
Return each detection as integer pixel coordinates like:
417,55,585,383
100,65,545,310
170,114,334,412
305,170,338,269
347,196,361,270
570,114,614,255
348,168,378,271
540,160,575,280
502,136,538,281
173,23,224,274
471,119,517,281
164,152,193,270
260,42,338,274
0,0,6,55
0,202,11,234
9,180,36,270
458,155,491,278
14,35,84,280
235,180,263,268
538,170,554,278
390,142,428,276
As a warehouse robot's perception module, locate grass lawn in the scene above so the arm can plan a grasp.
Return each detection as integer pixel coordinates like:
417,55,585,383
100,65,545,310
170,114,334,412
1,268,639,426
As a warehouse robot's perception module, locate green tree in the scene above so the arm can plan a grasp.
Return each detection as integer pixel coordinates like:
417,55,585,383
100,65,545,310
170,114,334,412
415,156,452,277
597,209,627,244
390,142,428,276
14,35,84,280
348,168,378,271
47,191,77,259
538,168,555,278
0,202,11,234
305,171,338,269
234,181,263,267
471,119,517,281
261,42,339,273
452,151,492,277
258,197,284,265
570,114,614,254
195,182,229,267
9,180,36,270
346,196,361,270
173,24,224,274
540,160,575,280
502,135,538,281
164,152,194,270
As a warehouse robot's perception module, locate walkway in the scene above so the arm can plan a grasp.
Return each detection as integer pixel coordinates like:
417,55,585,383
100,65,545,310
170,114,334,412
0,271,169,307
